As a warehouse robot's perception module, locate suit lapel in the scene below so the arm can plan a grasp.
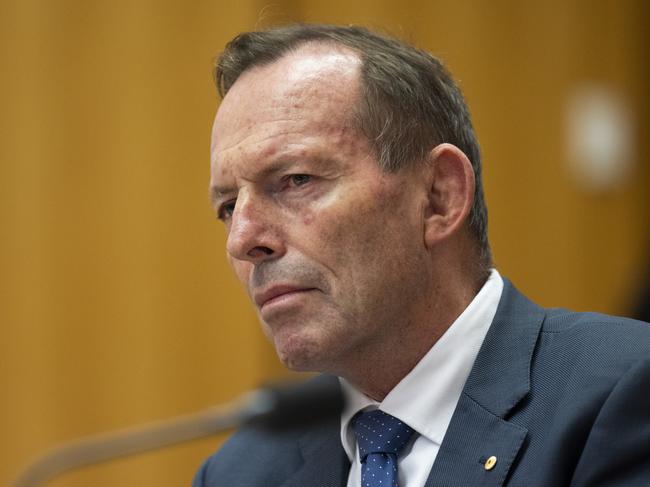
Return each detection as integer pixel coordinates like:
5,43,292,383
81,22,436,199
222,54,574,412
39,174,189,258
281,418,350,487
277,280,544,487
425,279,545,486
280,414,350,487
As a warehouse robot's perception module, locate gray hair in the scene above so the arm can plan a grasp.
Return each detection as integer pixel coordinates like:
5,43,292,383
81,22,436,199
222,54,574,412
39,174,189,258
214,24,491,272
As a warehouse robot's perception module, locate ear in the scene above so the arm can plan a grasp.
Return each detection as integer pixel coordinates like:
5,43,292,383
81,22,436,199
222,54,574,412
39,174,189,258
423,143,476,248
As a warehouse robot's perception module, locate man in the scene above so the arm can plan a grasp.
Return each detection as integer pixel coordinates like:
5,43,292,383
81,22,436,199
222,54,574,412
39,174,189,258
195,24,650,486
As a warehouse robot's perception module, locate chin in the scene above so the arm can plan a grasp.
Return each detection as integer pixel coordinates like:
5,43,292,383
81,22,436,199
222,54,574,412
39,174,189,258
274,331,330,372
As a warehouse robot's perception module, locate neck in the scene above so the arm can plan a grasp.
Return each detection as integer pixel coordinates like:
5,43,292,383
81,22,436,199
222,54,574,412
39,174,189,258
339,267,486,401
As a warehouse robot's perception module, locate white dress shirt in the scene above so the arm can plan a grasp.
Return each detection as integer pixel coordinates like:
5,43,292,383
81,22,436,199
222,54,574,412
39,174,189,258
340,269,504,487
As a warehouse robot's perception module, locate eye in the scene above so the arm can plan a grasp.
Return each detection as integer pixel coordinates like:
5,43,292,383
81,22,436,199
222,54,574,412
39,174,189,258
217,200,236,221
287,174,312,187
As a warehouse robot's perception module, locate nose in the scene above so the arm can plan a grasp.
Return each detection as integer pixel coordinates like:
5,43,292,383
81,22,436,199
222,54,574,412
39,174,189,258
226,191,284,264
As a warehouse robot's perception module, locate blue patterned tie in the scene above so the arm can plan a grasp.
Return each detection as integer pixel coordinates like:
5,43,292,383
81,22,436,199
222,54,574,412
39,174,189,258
351,409,415,487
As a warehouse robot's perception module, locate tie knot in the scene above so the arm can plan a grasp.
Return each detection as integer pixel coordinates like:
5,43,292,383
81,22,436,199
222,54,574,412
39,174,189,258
351,410,415,460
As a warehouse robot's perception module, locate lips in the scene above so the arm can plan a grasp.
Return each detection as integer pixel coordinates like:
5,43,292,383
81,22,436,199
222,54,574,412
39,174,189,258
254,285,316,309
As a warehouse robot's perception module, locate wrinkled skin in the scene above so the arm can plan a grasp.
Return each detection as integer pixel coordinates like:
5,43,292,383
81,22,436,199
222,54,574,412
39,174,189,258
210,44,443,393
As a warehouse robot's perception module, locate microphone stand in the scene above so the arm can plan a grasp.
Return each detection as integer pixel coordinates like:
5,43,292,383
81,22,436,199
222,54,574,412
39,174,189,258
13,379,342,487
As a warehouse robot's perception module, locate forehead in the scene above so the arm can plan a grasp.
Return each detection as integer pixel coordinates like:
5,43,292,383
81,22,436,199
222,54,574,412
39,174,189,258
210,44,363,165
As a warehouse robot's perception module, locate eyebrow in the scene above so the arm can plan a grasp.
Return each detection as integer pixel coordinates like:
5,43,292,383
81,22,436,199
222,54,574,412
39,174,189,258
209,159,292,209
210,185,233,206
209,156,332,207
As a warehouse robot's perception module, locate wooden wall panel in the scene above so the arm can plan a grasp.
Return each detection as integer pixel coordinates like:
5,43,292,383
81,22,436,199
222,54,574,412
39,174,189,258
1,1,647,485
0,1,274,485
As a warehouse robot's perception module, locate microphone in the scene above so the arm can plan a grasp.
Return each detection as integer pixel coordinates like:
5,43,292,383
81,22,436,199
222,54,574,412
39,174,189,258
13,378,343,487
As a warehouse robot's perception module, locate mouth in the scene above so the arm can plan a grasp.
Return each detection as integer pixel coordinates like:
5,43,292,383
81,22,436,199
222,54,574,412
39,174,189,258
254,285,317,310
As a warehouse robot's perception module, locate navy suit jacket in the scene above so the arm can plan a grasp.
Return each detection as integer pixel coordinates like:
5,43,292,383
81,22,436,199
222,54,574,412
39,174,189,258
194,280,650,486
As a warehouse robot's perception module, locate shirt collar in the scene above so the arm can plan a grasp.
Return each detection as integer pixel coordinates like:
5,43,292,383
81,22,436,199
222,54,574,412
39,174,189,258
339,269,504,460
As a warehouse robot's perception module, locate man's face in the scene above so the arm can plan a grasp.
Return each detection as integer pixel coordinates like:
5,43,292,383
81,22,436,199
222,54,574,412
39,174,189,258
210,45,433,375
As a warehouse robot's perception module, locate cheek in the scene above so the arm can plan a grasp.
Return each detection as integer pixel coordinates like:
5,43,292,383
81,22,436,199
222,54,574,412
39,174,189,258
229,258,253,290
322,190,423,281
314,199,398,272
329,187,410,246
295,177,424,294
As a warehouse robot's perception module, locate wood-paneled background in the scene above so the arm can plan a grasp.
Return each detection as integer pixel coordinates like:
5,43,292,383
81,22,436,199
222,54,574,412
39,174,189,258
1,1,648,485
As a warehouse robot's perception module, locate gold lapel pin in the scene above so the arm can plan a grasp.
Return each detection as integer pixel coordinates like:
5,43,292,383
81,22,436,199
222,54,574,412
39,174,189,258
484,455,497,471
